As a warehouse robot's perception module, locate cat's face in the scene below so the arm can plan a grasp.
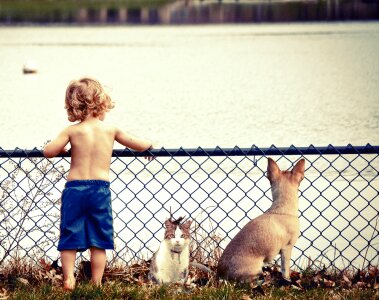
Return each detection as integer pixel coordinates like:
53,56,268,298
164,219,192,252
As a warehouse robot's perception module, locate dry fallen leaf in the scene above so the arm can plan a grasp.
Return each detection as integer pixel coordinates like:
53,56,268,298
355,281,367,288
39,258,51,271
0,288,9,300
241,294,253,300
16,278,29,286
342,274,351,283
323,279,335,288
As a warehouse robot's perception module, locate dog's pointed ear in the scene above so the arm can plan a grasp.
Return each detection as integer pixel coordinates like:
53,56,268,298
267,157,280,182
292,159,305,182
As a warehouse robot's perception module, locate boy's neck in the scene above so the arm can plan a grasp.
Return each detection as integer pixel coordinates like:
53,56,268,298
84,113,105,122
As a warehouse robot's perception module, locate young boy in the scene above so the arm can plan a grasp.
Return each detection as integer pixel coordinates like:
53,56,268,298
44,77,153,290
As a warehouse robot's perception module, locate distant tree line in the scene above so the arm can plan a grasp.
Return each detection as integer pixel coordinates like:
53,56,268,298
0,0,378,24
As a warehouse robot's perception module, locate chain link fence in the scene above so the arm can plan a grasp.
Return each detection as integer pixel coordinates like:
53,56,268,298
0,145,378,271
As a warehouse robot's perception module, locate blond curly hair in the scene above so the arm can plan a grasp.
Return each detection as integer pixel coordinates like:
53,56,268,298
65,78,114,122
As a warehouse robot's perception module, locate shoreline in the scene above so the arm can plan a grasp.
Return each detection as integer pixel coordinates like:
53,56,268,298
0,0,378,25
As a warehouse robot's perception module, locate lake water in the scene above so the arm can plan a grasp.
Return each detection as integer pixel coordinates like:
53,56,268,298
0,22,378,269
0,22,378,150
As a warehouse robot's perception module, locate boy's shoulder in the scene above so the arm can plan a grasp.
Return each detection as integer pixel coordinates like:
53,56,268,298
66,121,117,134
65,123,80,133
58,123,84,137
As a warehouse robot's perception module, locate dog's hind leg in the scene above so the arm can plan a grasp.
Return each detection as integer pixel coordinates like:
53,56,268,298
280,247,293,279
229,259,264,282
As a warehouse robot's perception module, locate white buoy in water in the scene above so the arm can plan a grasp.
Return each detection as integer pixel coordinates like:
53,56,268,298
23,60,38,74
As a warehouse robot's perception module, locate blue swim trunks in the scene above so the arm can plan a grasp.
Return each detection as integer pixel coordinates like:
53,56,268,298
58,180,114,252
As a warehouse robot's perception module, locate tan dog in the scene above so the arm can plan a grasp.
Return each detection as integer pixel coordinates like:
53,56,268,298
217,157,305,282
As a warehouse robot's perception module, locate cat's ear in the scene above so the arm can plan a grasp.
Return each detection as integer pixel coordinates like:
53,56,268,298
164,219,174,229
181,220,192,230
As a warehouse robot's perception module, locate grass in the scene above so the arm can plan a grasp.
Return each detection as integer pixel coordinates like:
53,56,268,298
1,220,378,299
1,225,378,299
0,259,378,300
3,279,378,300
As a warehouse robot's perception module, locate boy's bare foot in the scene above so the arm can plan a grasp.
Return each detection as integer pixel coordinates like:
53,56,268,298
63,277,76,291
90,279,102,287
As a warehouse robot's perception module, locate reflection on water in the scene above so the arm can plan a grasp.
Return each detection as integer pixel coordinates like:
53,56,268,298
0,0,378,24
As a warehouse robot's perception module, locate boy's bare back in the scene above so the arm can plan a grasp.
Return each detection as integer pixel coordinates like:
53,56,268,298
67,118,114,181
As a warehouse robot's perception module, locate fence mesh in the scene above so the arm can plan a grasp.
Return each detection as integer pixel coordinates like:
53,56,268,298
0,145,378,271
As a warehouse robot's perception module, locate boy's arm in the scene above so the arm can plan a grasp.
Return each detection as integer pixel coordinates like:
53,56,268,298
115,127,152,152
43,128,70,158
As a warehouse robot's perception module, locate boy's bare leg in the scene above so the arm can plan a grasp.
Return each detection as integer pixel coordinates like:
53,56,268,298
61,250,76,290
90,247,106,286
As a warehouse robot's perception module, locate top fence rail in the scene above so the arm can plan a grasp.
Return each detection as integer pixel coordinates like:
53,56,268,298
2,144,379,157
